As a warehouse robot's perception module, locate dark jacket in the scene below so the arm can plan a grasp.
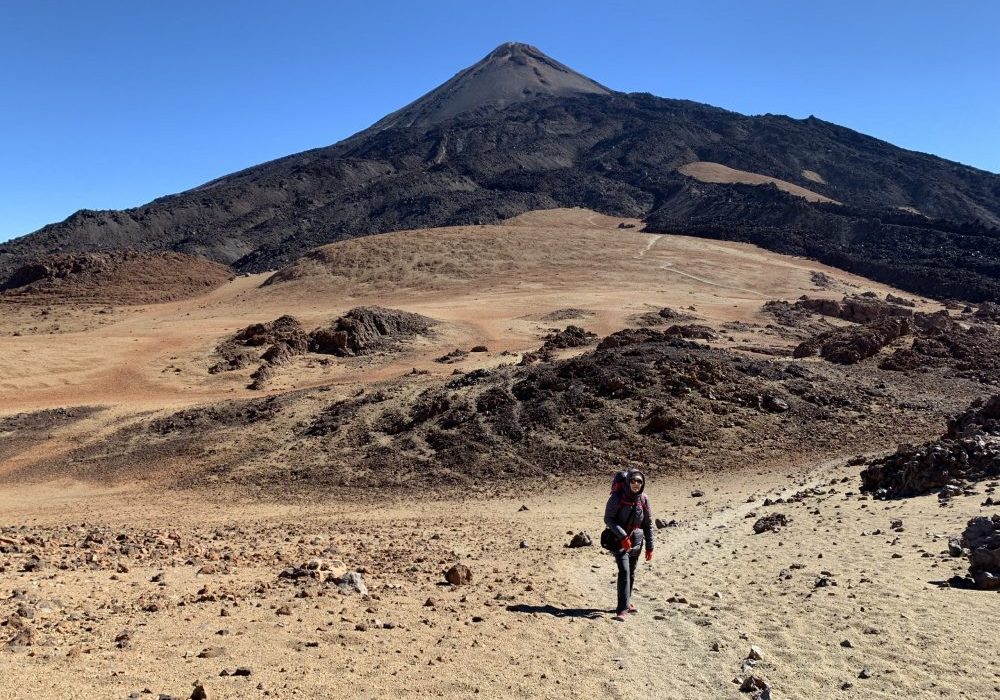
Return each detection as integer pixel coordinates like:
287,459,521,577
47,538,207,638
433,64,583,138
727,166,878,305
604,469,654,554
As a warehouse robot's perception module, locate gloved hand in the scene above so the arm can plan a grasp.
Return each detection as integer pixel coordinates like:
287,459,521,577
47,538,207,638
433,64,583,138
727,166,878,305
620,535,632,551
645,550,654,562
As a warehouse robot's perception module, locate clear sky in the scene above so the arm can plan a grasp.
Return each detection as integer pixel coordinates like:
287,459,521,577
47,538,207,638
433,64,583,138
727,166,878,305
2,0,998,242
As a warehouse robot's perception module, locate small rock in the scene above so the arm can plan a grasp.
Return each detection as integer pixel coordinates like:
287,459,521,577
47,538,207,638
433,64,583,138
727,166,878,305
739,674,770,694
445,564,473,586
753,513,789,534
568,532,593,548
333,571,368,595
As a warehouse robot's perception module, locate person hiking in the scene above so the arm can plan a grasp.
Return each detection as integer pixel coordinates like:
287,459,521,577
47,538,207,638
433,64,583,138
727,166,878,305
603,468,654,621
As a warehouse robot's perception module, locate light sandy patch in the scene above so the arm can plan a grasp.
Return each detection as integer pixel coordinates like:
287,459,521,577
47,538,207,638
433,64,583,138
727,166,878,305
802,169,827,184
679,162,839,204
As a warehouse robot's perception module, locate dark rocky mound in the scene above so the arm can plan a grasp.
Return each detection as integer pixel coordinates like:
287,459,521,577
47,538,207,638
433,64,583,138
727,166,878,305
860,395,1000,498
538,308,594,322
760,300,833,334
0,407,102,464
793,318,911,364
35,318,974,493
631,306,698,327
211,315,309,375
795,294,915,324
961,515,1000,590
1,44,998,303
519,325,598,365
0,252,232,304
597,324,717,351
974,302,1000,323
879,325,1000,383
308,306,436,357
210,308,435,388
234,315,310,350
541,325,598,349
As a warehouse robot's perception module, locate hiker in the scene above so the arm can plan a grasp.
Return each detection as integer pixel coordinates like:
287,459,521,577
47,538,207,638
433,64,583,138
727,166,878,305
603,468,654,621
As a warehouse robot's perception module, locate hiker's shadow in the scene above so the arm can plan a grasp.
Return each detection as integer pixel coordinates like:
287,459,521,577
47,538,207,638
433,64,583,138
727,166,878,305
506,603,606,619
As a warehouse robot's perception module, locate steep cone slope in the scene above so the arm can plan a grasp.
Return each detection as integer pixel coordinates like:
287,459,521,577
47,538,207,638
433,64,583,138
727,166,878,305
366,42,611,131
2,43,999,301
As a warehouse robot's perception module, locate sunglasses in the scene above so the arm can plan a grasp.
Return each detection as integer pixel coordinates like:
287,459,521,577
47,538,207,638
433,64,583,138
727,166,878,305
629,478,643,484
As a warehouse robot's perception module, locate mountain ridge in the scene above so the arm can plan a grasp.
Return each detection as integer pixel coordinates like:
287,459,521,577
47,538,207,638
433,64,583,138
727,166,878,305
2,43,999,302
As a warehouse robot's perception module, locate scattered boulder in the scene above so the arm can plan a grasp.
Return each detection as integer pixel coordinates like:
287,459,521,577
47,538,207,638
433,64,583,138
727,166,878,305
761,394,790,413
542,325,597,349
445,564,473,586
435,349,469,364
333,572,368,595
974,301,1000,323
961,515,1000,590
568,532,593,548
632,307,698,327
886,293,916,308
739,674,771,698
753,514,789,534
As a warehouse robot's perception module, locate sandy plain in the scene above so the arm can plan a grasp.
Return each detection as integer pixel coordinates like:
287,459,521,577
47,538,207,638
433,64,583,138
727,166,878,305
1,209,997,699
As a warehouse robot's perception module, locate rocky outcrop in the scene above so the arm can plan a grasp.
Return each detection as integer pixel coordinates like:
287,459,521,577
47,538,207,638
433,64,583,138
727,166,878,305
961,515,1000,590
793,318,910,364
861,395,1000,498
879,325,1000,382
308,306,436,357
0,251,232,305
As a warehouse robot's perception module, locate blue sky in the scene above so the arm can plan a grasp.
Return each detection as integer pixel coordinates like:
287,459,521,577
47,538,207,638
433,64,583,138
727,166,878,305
2,1,998,242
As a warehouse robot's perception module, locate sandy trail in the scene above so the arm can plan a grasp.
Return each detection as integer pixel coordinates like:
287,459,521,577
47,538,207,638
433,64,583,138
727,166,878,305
2,454,997,699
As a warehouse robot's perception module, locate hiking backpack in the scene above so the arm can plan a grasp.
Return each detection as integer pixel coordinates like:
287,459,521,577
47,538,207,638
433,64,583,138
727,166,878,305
600,469,647,550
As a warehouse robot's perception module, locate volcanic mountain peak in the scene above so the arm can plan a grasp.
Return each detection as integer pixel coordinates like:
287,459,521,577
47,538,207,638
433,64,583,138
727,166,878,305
367,41,612,131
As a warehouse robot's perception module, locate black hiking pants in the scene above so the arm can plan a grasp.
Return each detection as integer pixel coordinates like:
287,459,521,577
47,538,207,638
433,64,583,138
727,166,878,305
614,548,640,613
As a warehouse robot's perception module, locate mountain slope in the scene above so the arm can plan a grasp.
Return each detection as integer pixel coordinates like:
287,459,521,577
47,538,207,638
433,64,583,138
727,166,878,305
2,43,999,301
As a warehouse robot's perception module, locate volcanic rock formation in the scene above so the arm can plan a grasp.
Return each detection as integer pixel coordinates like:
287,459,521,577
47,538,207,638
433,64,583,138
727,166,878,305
0,252,232,304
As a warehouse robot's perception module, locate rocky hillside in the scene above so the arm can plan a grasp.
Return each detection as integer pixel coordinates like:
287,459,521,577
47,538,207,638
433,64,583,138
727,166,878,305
0,251,233,304
2,43,999,301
